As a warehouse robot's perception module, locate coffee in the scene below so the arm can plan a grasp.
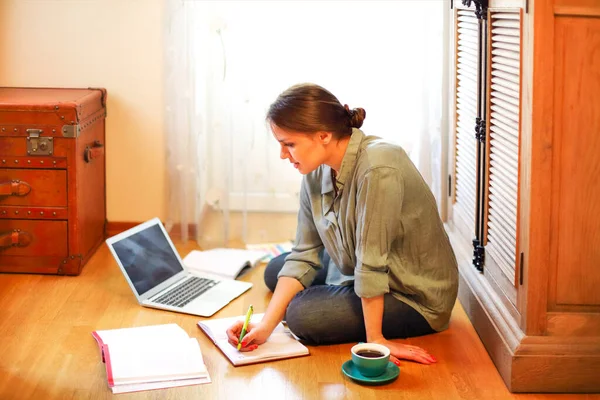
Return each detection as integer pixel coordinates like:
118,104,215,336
356,350,384,358
351,344,390,377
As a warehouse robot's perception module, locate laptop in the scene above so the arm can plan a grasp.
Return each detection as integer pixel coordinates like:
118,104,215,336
106,218,252,317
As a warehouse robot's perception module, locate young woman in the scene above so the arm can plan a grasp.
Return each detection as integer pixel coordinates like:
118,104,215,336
226,83,458,365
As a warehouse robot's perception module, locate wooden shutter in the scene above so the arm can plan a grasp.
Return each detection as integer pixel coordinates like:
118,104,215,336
484,10,522,292
453,9,480,233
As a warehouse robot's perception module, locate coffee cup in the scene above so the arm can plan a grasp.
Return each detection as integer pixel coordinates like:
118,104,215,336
350,343,391,377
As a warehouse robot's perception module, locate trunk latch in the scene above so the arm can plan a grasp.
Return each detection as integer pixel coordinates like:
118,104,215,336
26,129,53,156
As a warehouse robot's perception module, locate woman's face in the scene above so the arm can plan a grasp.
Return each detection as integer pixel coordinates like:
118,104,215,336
271,123,328,175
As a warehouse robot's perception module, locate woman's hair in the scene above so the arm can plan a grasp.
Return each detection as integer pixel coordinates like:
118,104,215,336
266,83,366,138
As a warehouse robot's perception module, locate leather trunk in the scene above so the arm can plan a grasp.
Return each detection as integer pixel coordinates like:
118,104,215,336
0,87,107,275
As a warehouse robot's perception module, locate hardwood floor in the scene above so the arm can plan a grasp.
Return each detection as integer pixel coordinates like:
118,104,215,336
0,240,598,400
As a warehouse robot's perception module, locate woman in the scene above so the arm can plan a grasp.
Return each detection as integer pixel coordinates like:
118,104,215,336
226,83,458,365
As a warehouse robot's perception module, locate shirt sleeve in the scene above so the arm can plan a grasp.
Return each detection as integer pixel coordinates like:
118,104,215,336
277,178,324,288
354,167,403,298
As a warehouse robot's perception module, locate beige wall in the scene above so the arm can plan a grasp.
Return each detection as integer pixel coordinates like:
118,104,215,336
0,0,166,222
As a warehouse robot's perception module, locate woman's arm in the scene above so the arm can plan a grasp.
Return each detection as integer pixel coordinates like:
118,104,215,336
354,167,435,364
227,178,322,350
226,277,303,350
361,295,385,342
361,295,437,365
261,277,304,331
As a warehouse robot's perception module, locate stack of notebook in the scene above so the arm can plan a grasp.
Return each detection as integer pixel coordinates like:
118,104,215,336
92,324,211,394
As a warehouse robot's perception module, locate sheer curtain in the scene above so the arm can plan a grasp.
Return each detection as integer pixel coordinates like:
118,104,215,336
164,0,445,246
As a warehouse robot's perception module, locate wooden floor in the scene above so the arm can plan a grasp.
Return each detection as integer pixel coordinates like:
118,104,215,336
1,241,599,400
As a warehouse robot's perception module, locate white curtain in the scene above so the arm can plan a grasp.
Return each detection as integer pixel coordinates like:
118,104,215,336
164,0,445,246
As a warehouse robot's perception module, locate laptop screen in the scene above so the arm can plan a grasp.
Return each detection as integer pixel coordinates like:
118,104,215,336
111,224,183,296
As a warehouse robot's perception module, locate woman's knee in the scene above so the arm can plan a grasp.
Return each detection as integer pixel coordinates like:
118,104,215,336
285,294,321,344
284,289,359,345
263,253,289,292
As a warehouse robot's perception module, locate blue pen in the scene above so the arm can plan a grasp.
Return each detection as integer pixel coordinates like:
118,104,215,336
237,305,254,350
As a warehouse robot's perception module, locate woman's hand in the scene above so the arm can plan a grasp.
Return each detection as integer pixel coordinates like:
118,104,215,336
371,338,437,365
226,320,273,352
226,277,303,352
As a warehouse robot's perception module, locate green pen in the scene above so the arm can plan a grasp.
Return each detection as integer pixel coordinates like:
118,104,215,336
237,304,254,350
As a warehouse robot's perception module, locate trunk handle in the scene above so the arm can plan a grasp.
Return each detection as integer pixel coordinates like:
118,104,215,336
0,229,32,249
0,180,31,197
84,140,104,163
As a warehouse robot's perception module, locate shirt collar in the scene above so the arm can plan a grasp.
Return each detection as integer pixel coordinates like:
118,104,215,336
321,167,335,195
337,128,364,186
320,128,364,195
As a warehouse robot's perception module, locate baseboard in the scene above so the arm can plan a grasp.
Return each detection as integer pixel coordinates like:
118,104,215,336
106,221,140,238
106,221,196,240
457,268,518,391
449,224,600,393
512,345,600,392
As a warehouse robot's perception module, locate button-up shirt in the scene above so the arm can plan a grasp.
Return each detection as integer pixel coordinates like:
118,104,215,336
278,128,458,331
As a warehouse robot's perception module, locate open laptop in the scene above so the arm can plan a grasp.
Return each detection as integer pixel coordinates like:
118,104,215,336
106,218,252,317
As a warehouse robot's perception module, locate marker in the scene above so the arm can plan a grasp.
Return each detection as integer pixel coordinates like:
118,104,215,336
237,304,254,350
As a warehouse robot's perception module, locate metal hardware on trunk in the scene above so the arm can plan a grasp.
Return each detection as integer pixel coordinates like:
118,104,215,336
26,129,54,156
62,124,80,138
472,238,485,272
58,254,83,275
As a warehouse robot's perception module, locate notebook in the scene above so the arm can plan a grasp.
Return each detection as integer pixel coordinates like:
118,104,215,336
197,313,310,366
183,248,267,280
106,218,252,317
91,323,211,393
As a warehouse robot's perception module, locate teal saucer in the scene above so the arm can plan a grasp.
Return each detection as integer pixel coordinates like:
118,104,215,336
341,360,399,385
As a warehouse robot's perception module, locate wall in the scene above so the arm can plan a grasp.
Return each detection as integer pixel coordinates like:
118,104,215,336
0,0,166,223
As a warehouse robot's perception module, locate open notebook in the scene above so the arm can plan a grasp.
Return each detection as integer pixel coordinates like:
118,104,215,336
197,313,309,366
92,324,211,393
183,248,267,280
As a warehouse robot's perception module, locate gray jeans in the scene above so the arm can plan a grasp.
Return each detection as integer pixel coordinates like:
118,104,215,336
264,251,435,345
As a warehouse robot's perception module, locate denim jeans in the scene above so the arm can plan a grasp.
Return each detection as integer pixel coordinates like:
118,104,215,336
264,251,435,345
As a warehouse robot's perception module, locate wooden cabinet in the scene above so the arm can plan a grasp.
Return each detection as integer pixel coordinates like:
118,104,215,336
0,88,107,275
447,0,600,393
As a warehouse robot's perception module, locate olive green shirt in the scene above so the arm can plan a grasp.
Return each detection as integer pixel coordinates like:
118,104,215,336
278,128,458,331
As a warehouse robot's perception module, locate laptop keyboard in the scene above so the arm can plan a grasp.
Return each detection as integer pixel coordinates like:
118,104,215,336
152,276,219,308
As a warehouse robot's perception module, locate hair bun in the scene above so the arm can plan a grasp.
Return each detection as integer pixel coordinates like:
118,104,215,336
348,107,366,129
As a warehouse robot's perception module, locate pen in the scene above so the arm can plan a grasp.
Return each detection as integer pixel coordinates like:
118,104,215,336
237,304,254,350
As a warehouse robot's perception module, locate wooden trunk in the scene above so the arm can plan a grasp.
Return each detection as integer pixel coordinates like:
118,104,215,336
0,87,107,275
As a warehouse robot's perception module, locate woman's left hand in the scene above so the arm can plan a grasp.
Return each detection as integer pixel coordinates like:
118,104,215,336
370,338,437,365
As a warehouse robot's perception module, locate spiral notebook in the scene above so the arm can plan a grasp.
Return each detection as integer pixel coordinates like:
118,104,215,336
197,313,309,366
